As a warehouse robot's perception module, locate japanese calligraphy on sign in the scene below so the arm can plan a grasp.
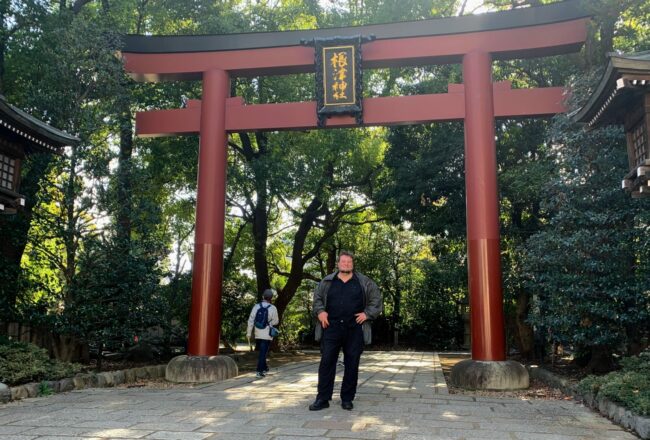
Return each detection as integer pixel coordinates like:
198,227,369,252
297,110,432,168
303,35,368,127
323,46,355,105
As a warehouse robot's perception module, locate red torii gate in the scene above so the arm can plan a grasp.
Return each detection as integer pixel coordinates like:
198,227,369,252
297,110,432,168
122,1,588,387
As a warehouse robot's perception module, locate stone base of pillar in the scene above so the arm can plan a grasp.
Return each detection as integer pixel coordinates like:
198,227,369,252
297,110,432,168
450,359,529,390
165,355,238,383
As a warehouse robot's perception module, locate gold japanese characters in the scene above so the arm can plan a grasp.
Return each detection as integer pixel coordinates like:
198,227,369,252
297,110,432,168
324,47,355,105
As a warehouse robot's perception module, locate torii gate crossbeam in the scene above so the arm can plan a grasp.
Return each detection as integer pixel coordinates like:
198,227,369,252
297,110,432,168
135,83,566,135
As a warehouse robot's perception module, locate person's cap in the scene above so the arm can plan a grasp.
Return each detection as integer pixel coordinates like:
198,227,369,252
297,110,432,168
262,289,274,300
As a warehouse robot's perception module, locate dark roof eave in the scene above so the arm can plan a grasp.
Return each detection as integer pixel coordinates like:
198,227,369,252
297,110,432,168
0,96,79,151
123,0,589,54
573,52,650,125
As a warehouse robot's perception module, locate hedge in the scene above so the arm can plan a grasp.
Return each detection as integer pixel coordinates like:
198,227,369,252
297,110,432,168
577,351,650,416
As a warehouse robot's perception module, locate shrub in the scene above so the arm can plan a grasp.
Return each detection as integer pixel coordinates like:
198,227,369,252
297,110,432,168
38,381,54,396
0,339,82,385
619,351,650,373
577,374,606,395
599,371,650,416
578,351,650,416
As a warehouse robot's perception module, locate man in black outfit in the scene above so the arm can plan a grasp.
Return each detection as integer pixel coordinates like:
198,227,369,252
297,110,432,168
309,251,382,411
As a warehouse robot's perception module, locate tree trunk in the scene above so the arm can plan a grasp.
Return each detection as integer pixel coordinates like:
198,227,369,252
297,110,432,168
514,289,534,359
252,198,270,297
273,194,354,327
50,333,89,362
274,196,324,321
116,102,133,250
393,288,401,347
392,256,401,347
0,0,9,94
63,146,79,296
598,17,615,65
584,346,616,374
71,0,94,15
584,0,622,69
251,133,271,298
326,247,336,274
96,342,103,372
0,38,5,94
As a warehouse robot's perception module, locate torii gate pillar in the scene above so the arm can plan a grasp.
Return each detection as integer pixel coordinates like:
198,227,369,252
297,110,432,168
165,69,239,383
188,69,229,356
449,52,528,390
463,51,505,361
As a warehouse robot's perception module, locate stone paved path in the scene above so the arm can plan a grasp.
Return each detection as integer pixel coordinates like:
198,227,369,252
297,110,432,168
0,352,636,440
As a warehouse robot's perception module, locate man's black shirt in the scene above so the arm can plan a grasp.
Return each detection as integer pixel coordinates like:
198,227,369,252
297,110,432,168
326,274,364,326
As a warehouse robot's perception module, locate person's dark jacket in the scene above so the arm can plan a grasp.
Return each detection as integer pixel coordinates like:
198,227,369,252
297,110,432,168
313,271,382,345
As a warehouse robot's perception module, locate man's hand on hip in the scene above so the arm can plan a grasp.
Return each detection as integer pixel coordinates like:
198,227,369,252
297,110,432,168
355,312,367,324
318,311,329,328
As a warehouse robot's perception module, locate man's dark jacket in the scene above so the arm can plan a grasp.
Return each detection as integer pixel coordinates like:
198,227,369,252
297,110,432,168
313,271,382,345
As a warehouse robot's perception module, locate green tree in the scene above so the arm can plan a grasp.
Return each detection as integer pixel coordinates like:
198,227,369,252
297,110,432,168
334,220,432,347
523,104,650,372
228,126,385,322
63,235,164,369
1,9,124,325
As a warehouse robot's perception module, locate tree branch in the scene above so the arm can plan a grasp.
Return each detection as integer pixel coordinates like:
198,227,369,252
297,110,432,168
224,220,247,274
330,166,379,191
238,133,256,160
275,193,302,217
228,140,245,157
71,0,94,14
226,196,252,220
270,265,321,283
268,222,300,238
340,217,386,226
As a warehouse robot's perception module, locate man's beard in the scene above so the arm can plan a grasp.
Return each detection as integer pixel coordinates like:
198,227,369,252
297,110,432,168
339,269,352,274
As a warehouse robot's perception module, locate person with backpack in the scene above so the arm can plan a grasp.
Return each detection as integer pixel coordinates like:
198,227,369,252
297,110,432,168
309,251,382,411
246,289,280,378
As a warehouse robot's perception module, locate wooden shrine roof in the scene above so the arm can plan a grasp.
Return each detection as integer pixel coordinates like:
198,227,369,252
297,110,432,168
573,51,650,128
0,95,79,154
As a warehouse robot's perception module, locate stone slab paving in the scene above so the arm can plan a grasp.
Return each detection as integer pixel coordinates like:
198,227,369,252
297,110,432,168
0,351,636,440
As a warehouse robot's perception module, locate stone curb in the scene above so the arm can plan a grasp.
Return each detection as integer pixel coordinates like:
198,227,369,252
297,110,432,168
527,365,650,439
0,364,167,404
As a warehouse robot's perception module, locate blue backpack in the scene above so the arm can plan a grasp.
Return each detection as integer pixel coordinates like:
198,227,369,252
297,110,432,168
254,303,270,329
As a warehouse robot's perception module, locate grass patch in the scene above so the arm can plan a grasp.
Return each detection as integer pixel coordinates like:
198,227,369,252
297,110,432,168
38,381,54,396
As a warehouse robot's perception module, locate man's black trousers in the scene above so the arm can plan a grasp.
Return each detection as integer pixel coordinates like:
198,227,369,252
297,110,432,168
316,321,364,402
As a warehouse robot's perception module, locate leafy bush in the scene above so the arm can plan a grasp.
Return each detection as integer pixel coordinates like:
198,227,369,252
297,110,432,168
619,352,650,373
63,237,165,363
577,374,606,395
38,381,54,396
0,339,82,385
578,352,650,416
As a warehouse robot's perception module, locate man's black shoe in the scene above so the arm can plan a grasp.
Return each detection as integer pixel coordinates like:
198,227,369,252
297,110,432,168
341,401,353,410
309,399,330,411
